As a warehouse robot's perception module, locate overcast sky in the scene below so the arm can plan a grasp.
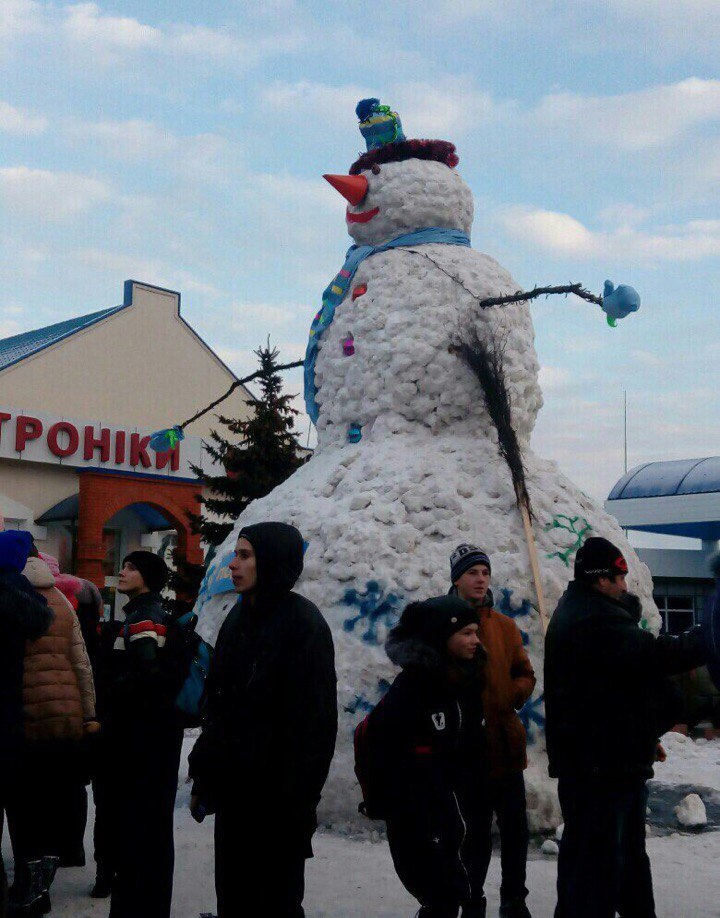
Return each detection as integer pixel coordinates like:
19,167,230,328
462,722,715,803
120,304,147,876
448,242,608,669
1,0,719,504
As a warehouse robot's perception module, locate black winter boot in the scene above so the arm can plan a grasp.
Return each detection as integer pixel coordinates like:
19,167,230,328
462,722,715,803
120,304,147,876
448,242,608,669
35,856,59,916
499,899,532,918
90,865,113,898
7,860,45,918
462,896,487,918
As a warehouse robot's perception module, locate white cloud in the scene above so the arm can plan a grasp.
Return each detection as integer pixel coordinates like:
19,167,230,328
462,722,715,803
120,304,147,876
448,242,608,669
63,3,160,53
58,2,303,66
630,349,663,368
262,79,502,138
531,78,720,150
498,206,596,257
0,0,43,42
0,319,22,338
232,303,298,327
262,81,370,123
538,365,574,393
66,118,233,176
0,166,110,220
73,248,223,300
0,100,46,136
607,0,720,49
498,205,720,262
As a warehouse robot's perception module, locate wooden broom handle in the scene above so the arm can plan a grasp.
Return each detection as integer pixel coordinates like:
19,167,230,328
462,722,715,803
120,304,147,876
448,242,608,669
517,494,550,634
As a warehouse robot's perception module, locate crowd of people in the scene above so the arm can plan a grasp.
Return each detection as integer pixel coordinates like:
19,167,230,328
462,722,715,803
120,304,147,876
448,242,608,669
0,521,712,918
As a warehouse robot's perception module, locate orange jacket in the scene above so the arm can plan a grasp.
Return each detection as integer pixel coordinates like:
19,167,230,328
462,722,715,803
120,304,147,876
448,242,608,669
476,603,536,778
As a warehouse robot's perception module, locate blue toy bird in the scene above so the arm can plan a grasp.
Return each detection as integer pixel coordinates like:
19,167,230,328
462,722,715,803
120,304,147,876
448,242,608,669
148,425,185,453
601,280,640,327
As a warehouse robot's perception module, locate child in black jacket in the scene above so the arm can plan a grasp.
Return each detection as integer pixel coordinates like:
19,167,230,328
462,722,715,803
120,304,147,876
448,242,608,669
360,595,490,918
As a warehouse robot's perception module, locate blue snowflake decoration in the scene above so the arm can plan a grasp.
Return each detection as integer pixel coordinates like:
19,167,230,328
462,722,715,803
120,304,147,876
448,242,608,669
519,692,545,745
496,588,534,647
342,580,404,644
344,678,391,715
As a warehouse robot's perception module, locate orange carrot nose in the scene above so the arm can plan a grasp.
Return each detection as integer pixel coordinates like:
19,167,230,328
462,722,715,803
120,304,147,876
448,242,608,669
323,174,369,205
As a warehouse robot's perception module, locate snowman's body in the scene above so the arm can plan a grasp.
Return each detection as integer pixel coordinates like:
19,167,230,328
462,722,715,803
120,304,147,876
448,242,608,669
195,157,656,831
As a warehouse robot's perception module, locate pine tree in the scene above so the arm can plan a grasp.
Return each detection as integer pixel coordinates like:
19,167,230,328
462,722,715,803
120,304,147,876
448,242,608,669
188,342,307,548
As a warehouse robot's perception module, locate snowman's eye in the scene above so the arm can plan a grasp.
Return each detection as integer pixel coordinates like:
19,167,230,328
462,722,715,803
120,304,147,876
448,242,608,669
371,164,381,175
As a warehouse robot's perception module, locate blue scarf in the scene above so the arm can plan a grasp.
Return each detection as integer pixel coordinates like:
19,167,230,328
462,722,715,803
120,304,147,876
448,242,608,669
304,227,471,423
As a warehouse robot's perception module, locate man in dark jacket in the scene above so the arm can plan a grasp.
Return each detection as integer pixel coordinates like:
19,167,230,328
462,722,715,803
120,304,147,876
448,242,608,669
0,531,53,918
189,521,337,918
95,551,185,918
364,595,489,918
545,536,708,918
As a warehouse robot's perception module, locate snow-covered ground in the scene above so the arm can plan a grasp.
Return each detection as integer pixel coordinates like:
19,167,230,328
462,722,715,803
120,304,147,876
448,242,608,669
5,732,720,917
654,731,720,790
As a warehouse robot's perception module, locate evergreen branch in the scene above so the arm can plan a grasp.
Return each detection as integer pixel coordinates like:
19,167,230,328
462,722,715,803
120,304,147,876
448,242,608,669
177,358,304,431
403,248,602,309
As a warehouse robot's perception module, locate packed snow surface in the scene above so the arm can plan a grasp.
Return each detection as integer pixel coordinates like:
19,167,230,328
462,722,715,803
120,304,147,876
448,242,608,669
6,736,720,918
194,155,658,832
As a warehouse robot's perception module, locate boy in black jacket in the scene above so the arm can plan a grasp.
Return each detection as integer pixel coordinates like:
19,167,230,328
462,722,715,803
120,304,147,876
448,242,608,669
189,522,337,918
95,551,185,918
363,595,490,918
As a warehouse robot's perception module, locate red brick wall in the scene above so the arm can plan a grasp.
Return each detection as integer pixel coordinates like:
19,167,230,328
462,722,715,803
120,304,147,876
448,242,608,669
76,470,203,587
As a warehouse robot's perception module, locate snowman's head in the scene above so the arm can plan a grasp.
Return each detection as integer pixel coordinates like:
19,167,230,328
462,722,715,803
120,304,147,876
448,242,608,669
325,157,474,246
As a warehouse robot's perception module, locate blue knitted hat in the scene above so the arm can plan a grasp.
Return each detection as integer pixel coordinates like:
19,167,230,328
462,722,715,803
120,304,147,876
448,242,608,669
0,530,33,573
356,98,406,151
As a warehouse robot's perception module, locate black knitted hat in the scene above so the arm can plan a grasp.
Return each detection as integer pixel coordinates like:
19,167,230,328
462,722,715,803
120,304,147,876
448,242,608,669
123,551,168,593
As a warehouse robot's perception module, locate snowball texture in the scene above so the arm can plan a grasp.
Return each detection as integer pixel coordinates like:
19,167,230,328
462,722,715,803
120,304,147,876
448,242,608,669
195,156,658,833
675,794,707,828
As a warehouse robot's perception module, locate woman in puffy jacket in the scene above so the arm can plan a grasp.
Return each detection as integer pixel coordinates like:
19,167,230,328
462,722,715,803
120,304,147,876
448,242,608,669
358,595,490,918
6,549,97,916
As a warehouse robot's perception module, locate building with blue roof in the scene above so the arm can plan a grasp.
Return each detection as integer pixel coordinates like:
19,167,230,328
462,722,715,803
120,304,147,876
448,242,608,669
606,459,720,634
0,280,253,617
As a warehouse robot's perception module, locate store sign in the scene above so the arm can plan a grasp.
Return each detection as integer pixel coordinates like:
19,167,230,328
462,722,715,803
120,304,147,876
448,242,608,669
0,406,209,479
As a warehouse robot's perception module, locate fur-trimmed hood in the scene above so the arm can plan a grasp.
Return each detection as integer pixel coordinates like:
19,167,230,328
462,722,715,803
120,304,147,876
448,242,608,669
386,630,445,671
23,557,56,590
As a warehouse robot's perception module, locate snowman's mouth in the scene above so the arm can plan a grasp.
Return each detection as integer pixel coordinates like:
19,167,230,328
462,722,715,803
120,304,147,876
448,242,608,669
346,206,379,224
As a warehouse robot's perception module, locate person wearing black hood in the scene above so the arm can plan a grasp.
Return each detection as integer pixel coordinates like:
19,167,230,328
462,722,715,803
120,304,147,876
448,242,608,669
360,595,489,918
94,551,185,918
0,531,53,918
189,522,337,918
545,536,709,918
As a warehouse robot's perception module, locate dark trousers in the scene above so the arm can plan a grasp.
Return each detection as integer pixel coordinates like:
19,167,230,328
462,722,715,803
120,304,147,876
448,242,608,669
477,772,529,905
0,801,8,918
555,776,655,918
107,724,183,918
386,788,489,918
92,774,114,877
214,803,309,918
6,741,85,863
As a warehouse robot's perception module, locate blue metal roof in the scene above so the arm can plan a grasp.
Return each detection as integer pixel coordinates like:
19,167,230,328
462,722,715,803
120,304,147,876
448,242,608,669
0,305,125,372
608,457,720,500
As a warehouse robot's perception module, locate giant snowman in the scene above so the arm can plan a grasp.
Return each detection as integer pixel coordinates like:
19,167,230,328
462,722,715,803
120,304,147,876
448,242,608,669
194,99,656,831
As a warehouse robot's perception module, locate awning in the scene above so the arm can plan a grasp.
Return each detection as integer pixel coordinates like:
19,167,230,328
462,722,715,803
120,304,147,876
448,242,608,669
37,495,172,532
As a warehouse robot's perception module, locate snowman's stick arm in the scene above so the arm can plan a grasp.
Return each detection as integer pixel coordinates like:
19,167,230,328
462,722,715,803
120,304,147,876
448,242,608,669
475,283,602,310
176,359,304,430
403,249,602,310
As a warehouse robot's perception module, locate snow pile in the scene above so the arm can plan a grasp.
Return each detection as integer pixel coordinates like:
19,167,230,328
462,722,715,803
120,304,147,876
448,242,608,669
655,732,720,791
195,135,657,833
675,794,708,828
